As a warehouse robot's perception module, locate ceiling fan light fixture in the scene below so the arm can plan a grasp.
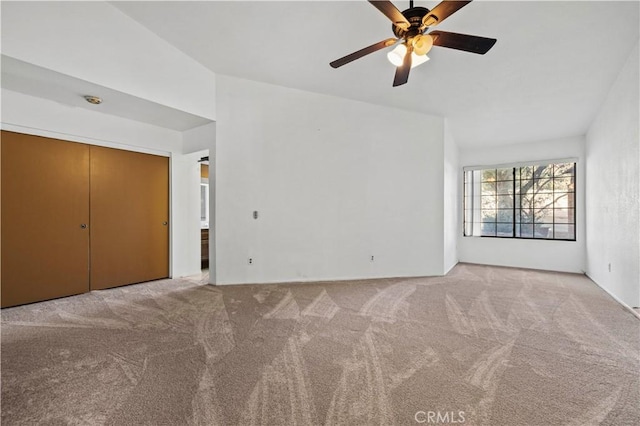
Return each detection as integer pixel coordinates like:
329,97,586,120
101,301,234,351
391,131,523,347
412,34,434,56
387,44,429,68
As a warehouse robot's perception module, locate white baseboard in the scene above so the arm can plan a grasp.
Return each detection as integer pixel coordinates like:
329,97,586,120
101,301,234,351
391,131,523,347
586,273,640,320
444,260,459,276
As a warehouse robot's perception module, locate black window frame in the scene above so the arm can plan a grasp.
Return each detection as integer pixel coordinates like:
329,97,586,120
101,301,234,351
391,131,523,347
463,162,577,241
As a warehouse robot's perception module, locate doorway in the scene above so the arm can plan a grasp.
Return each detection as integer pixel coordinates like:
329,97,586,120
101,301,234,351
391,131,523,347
199,157,210,271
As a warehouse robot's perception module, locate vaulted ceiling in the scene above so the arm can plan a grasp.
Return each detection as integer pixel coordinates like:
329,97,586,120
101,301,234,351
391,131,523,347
113,1,639,147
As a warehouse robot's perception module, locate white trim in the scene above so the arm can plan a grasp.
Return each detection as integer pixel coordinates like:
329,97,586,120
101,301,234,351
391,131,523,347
586,273,640,320
215,272,444,286
463,157,578,172
0,123,172,157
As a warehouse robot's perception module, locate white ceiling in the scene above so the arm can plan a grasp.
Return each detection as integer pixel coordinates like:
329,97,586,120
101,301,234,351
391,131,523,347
112,1,639,148
1,55,212,131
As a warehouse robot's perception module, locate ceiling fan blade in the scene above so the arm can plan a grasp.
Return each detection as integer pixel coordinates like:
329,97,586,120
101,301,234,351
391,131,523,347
392,45,412,87
330,38,397,68
368,1,410,30
423,1,472,27
430,30,496,54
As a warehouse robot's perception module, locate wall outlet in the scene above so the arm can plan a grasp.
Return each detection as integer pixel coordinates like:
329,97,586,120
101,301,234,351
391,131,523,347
608,263,611,272
370,255,375,262
248,258,253,265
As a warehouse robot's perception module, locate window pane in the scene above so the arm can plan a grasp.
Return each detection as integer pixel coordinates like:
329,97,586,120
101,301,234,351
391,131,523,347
497,209,513,223
554,208,575,224
482,195,496,210
554,177,575,192
519,224,533,238
533,178,554,193
554,224,575,240
481,210,496,222
554,163,575,177
516,209,534,223
496,181,513,195
482,169,497,182
552,192,573,209
518,194,533,210
482,182,496,195
497,195,514,209
519,166,533,180
534,165,553,178
533,193,554,209
533,208,554,223
517,182,534,199
481,222,496,236
534,224,553,238
496,168,513,181
497,223,513,237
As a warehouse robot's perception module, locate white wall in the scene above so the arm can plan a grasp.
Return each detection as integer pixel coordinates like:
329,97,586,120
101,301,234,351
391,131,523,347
1,1,216,120
1,89,202,279
443,119,459,273
585,42,640,308
214,75,445,285
458,136,586,273
183,123,216,155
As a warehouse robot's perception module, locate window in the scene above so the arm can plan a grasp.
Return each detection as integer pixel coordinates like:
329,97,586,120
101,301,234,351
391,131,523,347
464,161,576,240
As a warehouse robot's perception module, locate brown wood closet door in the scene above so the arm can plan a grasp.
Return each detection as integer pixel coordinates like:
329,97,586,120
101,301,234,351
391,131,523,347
90,146,169,290
1,131,90,307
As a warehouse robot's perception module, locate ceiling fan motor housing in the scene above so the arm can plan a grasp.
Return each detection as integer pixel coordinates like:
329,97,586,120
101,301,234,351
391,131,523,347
393,7,430,38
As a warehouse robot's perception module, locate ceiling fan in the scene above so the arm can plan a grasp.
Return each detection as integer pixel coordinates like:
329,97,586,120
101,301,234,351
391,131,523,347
330,0,497,87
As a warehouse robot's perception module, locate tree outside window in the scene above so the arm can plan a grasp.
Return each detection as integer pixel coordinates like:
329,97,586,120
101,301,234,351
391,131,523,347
464,162,576,240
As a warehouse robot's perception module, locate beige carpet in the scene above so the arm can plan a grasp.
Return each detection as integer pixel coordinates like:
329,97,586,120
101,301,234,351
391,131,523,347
1,263,639,425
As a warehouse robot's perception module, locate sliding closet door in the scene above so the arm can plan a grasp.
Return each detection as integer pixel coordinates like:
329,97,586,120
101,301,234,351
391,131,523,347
90,146,169,290
1,131,90,307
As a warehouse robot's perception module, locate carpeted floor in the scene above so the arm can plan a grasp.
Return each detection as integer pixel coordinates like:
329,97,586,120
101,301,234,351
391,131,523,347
1,263,639,425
